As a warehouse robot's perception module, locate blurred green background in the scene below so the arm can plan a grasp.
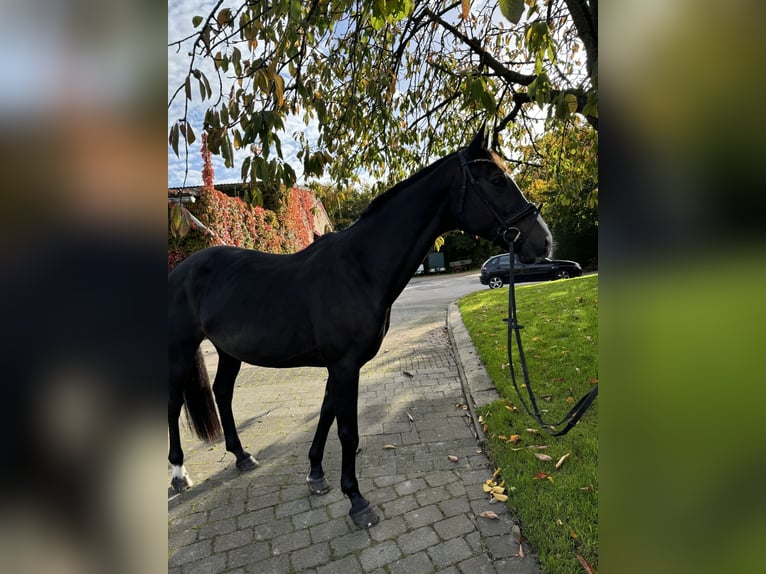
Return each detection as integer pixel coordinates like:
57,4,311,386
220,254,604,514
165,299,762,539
602,1,766,571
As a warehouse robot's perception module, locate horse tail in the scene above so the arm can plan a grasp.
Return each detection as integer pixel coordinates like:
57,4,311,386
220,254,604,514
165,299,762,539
183,348,223,442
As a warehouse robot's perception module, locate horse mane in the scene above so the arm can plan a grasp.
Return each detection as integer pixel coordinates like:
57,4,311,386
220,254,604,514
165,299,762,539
357,153,454,221
355,148,509,222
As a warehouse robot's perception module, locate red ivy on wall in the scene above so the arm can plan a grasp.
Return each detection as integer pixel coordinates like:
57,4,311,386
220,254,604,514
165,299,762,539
168,186,319,270
168,132,320,270
283,187,317,249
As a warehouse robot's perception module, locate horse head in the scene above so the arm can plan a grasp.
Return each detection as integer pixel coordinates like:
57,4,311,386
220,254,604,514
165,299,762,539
452,127,552,263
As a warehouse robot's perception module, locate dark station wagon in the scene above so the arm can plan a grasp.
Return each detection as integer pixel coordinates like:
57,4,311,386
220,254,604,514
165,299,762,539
479,253,582,289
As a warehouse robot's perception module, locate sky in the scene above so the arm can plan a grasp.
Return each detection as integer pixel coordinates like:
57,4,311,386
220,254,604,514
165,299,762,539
168,0,321,189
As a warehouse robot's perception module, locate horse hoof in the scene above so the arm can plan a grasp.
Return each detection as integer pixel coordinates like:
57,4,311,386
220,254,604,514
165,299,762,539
349,503,380,529
171,475,193,492
236,455,259,471
306,476,332,495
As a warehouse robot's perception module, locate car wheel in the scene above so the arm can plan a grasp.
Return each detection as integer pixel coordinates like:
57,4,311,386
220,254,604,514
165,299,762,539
554,269,571,280
488,276,504,289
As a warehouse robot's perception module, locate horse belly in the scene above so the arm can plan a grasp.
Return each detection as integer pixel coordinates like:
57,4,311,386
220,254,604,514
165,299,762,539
203,310,325,368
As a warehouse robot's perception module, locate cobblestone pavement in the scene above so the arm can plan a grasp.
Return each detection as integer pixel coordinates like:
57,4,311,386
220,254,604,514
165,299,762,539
168,292,540,573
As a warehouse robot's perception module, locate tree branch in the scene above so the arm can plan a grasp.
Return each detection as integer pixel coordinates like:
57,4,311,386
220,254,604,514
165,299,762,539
563,0,597,78
424,8,536,87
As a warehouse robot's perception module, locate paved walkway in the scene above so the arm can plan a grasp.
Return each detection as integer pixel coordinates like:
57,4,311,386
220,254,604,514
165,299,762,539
168,302,539,573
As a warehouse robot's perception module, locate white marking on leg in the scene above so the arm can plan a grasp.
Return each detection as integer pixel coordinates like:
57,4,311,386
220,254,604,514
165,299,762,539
171,464,191,486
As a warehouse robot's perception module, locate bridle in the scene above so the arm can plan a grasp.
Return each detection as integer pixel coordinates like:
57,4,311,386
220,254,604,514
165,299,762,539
457,150,540,247
457,149,598,436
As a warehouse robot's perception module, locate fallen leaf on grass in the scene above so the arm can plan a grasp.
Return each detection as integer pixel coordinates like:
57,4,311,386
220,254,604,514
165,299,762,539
577,554,597,574
566,396,575,404
383,444,397,449
555,453,571,469
533,472,552,481
534,453,553,462
478,511,499,520
580,484,595,492
447,455,458,462
525,428,541,435
508,434,521,444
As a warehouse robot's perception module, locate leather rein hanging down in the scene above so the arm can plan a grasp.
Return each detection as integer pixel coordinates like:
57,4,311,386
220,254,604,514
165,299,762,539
504,237,599,436
458,150,598,436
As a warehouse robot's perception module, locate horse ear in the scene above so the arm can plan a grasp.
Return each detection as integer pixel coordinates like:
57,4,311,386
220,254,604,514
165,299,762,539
468,124,487,152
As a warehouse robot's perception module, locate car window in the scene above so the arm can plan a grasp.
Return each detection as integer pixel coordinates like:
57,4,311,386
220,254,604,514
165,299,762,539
500,255,510,265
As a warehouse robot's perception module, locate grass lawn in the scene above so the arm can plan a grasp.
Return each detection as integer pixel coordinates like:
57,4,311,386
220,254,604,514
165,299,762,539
458,275,598,574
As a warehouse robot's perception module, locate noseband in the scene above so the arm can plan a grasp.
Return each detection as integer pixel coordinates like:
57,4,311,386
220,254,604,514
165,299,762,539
457,150,540,245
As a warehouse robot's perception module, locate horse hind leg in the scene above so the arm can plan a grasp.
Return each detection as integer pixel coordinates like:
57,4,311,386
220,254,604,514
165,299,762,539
213,349,258,471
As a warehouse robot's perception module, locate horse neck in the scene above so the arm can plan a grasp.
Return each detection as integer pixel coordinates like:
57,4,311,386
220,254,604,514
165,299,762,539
345,160,457,305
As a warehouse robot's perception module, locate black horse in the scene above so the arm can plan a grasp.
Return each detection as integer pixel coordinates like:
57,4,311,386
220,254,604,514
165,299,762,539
168,128,552,527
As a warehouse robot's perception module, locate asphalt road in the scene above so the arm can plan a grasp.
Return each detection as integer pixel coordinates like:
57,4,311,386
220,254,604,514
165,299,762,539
391,271,487,331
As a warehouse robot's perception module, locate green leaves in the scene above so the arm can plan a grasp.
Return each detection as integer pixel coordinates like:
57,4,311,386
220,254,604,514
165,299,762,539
169,120,195,156
527,72,551,107
370,0,413,30
499,0,525,24
551,92,581,120
303,151,332,178
170,0,597,209
169,203,192,239
466,77,498,114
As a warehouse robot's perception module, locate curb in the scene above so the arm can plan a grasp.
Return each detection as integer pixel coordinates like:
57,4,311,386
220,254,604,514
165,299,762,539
446,301,501,444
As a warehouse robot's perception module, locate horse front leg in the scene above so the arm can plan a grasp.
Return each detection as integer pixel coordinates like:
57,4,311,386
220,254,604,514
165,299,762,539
307,385,335,495
330,364,380,528
213,350,258,471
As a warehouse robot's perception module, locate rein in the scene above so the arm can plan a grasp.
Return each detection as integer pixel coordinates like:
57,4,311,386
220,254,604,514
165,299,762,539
457,149,598,435
504,238,599,436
